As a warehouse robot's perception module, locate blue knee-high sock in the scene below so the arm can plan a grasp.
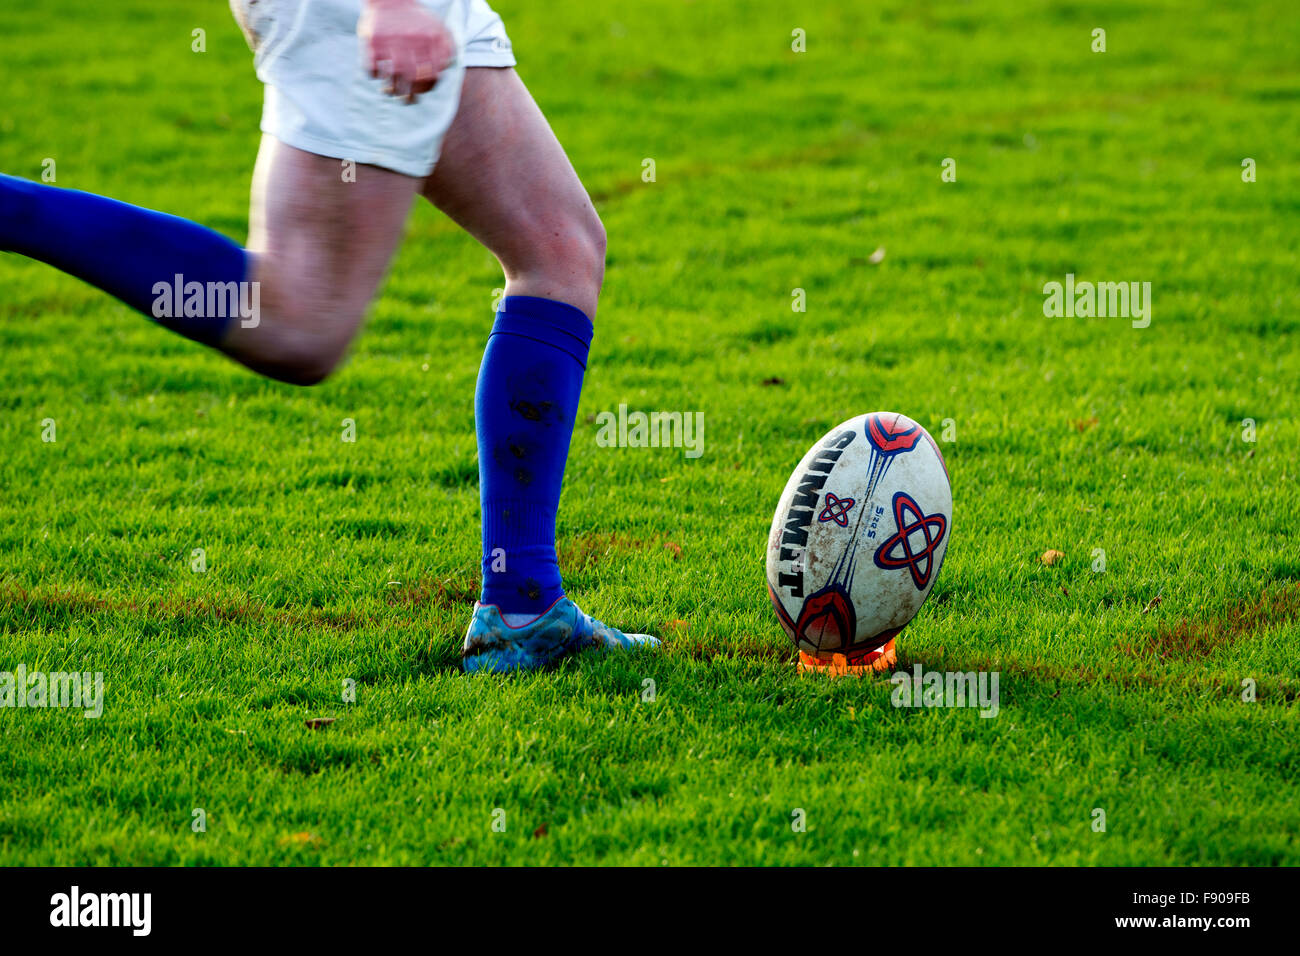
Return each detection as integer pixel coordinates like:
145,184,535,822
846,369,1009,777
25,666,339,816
0,174,248,346
476,295,593,615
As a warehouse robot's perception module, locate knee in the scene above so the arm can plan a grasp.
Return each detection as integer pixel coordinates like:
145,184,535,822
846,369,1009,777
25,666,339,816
510,204,606,295
274,356,341,387
583,211,607,288
269,334,349,386
235,324,352,387
226,253,371,385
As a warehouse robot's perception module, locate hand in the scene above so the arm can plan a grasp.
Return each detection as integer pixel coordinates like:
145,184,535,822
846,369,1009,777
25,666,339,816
358,0,455,104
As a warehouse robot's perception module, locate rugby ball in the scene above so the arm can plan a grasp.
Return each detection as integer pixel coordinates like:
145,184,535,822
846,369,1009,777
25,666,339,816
766,412,951,668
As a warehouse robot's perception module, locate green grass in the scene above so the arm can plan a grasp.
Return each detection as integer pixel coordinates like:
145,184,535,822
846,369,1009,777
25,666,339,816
1,0,1298,865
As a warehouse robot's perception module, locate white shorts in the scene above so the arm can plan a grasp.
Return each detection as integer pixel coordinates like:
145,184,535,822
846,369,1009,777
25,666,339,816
230,0,516,177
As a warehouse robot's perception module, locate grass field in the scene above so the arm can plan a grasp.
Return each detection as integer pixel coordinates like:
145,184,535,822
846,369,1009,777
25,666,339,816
1,0,1298,865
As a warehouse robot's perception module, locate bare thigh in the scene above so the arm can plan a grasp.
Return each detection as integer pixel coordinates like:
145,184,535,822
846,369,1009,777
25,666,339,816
420,68,606,319
221,135,420,385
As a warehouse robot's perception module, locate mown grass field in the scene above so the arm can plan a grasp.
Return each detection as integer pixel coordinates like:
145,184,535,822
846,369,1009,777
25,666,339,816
1,0,1298,865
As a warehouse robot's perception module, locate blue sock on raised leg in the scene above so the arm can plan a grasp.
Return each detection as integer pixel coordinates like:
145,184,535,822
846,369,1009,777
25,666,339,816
0,173,249,346
475,295,593,618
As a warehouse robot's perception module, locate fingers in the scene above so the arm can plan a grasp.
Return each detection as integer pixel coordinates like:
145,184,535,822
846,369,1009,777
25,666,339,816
371,52,417,101
366,32,453,104
411,57,437,97
406,34,454,100
391,48,417,100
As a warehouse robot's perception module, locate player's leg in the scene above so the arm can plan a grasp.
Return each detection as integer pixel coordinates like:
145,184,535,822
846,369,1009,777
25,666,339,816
221,136,419,384
420,65,656,670
420,67,606,320
0,171,246,349
0,152,416,386
423,66,604,619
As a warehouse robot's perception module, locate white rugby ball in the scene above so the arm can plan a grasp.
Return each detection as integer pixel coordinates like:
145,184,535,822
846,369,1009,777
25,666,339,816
766,412,952,662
